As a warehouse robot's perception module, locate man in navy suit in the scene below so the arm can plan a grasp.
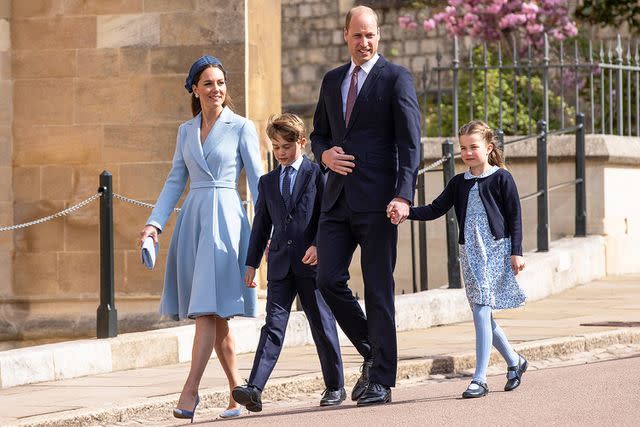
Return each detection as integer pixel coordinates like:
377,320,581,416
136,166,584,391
233,113,345,413
310,5,421,406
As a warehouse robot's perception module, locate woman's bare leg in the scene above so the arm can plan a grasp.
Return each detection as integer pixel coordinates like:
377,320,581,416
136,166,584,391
213,318,242,409
176,315,217,410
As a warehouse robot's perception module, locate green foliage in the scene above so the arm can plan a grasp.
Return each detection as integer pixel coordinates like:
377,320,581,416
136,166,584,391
575,0,640,35
421,48,575,137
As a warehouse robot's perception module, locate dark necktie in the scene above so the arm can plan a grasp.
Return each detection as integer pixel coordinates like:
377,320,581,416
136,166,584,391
282,165,293,208
345,65,361,125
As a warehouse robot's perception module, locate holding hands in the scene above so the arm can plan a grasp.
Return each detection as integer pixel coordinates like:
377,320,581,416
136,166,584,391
321,147,355,175
386,198,410,225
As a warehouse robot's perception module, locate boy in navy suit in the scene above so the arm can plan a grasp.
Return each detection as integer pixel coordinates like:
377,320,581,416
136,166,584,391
232,113,345,412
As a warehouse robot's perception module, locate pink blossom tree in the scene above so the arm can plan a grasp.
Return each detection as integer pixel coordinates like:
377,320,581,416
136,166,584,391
399,0,578,49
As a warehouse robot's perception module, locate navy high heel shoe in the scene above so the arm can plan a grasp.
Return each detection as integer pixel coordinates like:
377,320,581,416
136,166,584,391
173,394,200,423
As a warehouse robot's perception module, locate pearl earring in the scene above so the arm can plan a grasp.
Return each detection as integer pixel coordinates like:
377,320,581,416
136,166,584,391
195,93,199,98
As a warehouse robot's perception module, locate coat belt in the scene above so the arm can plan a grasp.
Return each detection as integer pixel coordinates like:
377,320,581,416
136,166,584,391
190,180,236,190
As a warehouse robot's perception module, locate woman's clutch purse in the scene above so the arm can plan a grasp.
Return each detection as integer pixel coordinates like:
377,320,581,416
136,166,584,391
141,236,159,270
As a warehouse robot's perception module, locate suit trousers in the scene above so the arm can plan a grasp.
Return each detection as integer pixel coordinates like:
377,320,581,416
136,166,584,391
248,268,344,390
316,192,398,387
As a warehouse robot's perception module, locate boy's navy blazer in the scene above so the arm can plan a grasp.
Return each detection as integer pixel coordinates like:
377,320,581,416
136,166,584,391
246,156,324,281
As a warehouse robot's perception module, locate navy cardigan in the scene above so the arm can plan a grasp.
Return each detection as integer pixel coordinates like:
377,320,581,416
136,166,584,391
408,168,523,256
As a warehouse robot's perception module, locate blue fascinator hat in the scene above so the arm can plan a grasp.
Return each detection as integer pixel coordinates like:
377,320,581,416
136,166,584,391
185,55,223,93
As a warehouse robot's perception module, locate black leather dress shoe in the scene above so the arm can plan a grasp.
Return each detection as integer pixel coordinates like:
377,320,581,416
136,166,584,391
351,359,373,401
320,387,347,406
462,380,489,398
504,354,528,391
232,384,262,412
356,382,391,406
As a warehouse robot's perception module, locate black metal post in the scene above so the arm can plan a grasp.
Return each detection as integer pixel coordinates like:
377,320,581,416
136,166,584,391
575,113,587,237
410,218,417,293
615,35,624,135
536,121,549,252
97,171,117,338
442,140,462,289
452,36,459,137
496,128,505,159
417,159,428,291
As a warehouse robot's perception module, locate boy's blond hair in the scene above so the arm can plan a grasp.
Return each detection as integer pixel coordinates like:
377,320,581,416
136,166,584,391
266,113,306,144
458,120,505,168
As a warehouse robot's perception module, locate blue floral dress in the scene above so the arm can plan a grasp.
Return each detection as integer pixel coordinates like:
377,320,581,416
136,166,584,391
459,166,526,309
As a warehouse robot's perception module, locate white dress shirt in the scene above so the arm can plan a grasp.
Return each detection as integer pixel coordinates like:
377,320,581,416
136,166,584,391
279,154,304,195
341,53,380,119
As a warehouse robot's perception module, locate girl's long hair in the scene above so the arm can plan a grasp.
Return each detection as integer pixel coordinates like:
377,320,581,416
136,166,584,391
458,120,505,168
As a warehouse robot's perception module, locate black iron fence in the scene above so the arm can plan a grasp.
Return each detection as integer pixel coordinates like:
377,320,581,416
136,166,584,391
421,33,640,138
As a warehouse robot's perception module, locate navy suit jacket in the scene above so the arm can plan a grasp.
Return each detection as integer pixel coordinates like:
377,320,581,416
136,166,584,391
310,56,421,213
246,156,324,281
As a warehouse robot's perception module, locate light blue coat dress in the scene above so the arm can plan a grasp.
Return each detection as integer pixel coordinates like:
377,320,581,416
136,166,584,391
147,106,264,320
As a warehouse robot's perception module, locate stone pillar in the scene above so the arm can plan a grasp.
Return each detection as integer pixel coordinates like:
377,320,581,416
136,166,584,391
4,0,279,341
247,0,281,289
0,0,12,302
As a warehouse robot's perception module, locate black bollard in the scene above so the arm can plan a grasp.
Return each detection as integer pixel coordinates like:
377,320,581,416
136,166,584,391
97,171,117,338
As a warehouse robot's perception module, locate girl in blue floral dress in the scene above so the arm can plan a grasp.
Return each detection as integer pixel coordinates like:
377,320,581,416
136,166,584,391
391,120,528,398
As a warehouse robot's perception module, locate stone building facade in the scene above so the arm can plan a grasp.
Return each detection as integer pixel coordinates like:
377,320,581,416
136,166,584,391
0,0,280,342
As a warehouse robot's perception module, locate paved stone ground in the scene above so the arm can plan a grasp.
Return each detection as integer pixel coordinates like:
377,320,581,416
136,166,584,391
95,343,640,426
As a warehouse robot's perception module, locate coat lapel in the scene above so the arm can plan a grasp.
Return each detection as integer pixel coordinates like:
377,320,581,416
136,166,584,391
346,56,387,133
185,116,213,178
202,106,235,160
287,156,312,214
271,165,288,217
334,63,351,133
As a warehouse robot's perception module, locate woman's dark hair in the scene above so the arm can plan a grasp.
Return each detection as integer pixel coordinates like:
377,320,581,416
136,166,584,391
190,64,234,116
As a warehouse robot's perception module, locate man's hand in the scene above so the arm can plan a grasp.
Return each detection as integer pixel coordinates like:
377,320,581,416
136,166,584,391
321,146,355,175
264,239,270,262
387,198,410,225
301,245,318,266
244,266,257,288
510,255,525,275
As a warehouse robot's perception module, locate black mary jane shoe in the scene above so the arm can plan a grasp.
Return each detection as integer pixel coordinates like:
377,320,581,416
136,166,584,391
462,380,489,398
504,354,528,391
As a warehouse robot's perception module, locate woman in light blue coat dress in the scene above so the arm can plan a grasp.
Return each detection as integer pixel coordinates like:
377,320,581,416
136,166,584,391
139,56,263,421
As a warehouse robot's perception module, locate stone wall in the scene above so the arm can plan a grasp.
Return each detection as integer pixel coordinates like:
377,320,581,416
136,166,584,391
2,0,279,334
282,0,445,117
0,0,12,302
281,0,632,128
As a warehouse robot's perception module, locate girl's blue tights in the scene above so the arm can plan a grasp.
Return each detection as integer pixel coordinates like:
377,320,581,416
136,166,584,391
472,304,520,383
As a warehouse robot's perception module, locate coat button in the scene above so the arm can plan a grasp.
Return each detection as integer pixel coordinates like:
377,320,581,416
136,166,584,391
287,240,292,245
285,217,291,224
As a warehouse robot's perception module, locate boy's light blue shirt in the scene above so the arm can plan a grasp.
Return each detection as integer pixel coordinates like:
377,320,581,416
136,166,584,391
279,154,304,195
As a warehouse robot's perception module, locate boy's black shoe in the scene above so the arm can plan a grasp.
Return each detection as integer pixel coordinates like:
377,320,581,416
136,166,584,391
462,380,489,398
504,354,528,391
320,387,347,406
232,384,262,412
